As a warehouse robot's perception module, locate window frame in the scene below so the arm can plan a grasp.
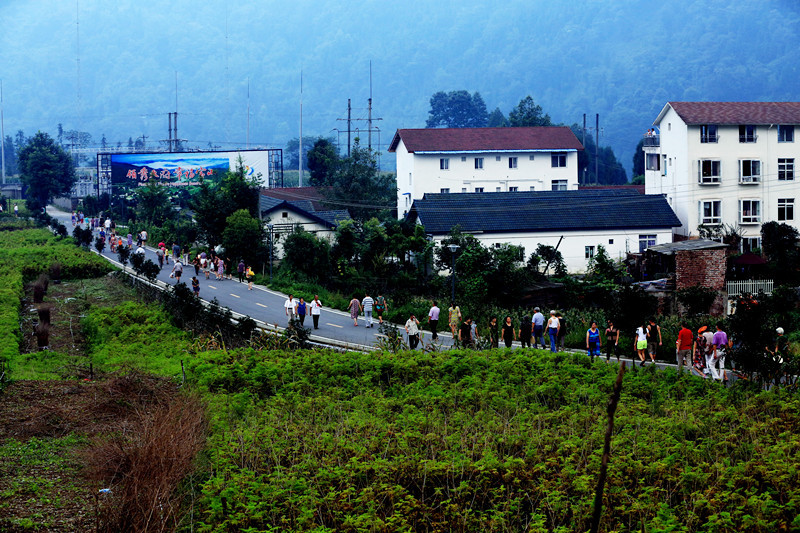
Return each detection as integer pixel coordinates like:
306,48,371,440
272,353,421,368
739,124,757,143
474,157,484,170
779,158,795,181
646,153,660,171
551,179,568,191
700,124,718,143
474,187,484,193
439,158,449,170
508,156,518,169
778,198,794,221
551,152,567,168
585,245,595,260
698,159,721,184
778,125,795,143
440,188,450,194
739,159,762,184
638,234,657,253
699,200,722,225
739,199,761,224
508,186,518,192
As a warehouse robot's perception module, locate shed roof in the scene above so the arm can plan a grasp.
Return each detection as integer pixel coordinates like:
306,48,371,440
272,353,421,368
406,190,680,234
647,239,728,255
389,127,583,153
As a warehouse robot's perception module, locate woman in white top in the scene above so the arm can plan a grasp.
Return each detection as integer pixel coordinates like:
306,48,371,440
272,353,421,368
635,324,648,366
547,311,560,353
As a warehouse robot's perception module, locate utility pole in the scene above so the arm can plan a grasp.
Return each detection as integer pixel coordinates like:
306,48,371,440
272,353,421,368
299,70,303,187
595,113,599,185
1,80,5,185
582,113,586,185
140,134,148,149
347,98,351,156
246,77,250,149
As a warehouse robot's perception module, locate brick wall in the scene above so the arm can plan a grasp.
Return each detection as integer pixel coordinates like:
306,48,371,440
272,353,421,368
675,249,726,291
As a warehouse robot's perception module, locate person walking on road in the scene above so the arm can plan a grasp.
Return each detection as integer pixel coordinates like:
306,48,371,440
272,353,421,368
171,261,183,284
362,293,375,328
428,301,440,341
710,322,729,383
348,295,361,327
556,312,567,352
676,321,694,370
237,260,246,283
646,317,662,363
459,317,473,348
284,294,297,323
246,265,254,290
297,297,307,326
547,310,560,353
586,321,602,360
309,295,322,329
604,320,620,362
488,316,499,348
532,307,545,349
405,314,420,349
191,276,200,297
448,303,462,336
519,314,532,348
156,247,165,269
502,316,515,348
375,293,387,324
635,323,648,366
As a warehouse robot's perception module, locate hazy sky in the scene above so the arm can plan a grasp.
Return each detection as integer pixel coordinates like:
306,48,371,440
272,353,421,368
2,0,799,172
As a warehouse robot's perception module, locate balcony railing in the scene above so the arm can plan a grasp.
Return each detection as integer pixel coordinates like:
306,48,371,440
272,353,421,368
642,134,660,147
739,175,761,184
727,279,773,296
700,134,718,143
739,134,758,143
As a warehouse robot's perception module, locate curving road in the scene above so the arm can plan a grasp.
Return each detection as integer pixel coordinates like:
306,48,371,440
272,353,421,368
48,207,455,351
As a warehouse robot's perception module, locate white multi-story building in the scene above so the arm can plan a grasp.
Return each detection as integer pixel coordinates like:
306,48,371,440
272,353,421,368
389,127,583,218
644,102,800,251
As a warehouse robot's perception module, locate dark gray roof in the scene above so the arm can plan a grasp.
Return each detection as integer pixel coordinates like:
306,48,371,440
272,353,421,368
259,196,351,229
406,190,681,234
648,239,728,255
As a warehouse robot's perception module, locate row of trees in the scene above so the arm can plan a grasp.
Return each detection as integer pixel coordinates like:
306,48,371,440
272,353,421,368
424,90,628,185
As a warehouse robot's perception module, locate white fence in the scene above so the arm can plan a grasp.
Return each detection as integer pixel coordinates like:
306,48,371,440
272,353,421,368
726,279,773,296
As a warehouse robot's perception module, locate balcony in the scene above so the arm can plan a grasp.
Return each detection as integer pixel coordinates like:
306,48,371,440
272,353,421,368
727,279,773,296
642,134,660,147
700,134,718,143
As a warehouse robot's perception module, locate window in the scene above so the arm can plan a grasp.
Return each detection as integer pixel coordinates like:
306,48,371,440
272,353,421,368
461,187,467,193
742,237,761,253
585,246,595,259
440,188,450,194
700,124,718,143
496,156,502,162
698,160,721,184
475,187,484,193
700,200,721,224
551,152,567,167
461,156,467,162
508,157,518,169
282,211,288,218
474,157,484,169
778,198,794,221
551,179,567,191
495,187,501,192
779,158,795,181
779,125,795,143
739,160,761,183
639,234,657,253
739,125,757,143
408,173,412,185
646,153,660,171
440,158,449,170
740,199,761,224
662,154,667,176
509,186,518,192
529,155,535,161
529,186,535,191
608,239,614,244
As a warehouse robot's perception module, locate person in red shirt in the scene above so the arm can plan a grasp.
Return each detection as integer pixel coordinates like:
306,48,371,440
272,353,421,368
676,321,694,371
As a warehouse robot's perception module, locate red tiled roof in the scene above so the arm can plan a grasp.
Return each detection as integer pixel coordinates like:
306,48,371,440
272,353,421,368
668,102,800,125
388,127,583,153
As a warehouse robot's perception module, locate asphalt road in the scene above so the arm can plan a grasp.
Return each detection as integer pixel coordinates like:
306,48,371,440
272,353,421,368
48,207,456,351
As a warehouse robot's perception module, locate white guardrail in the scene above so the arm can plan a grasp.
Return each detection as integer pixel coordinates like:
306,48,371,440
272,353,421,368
726,279,773,296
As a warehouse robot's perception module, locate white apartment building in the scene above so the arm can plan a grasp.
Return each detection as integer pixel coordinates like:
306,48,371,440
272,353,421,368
389,127,583,218
644,101,800,251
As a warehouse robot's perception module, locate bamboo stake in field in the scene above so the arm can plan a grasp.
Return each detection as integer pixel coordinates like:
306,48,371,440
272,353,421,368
590,361,626,533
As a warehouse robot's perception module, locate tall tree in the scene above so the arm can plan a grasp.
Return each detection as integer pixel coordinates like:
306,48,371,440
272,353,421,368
134,182,175,225
325,139,395,222
284,136,317,171
632,138,645,178
221,209,265,267
487,107,508,127
3,135,18,175
306,137,339,186
507,96,552,127
425,90,489,128
17,131,76,210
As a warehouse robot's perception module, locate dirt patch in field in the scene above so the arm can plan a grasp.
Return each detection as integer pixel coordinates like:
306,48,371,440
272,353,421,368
0,373,181,532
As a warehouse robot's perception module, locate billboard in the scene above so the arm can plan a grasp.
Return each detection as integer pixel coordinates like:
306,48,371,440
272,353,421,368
97,149,283,194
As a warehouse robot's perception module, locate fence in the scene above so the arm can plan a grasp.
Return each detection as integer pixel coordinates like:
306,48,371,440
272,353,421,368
726,279,773,296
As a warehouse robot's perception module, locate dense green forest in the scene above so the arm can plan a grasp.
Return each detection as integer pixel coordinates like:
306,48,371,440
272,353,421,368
1,0,798,175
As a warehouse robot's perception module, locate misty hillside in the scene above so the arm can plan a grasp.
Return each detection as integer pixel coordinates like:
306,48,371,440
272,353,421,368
1,0,798,174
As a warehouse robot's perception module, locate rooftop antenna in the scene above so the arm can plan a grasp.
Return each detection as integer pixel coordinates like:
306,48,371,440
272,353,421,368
246,77,250,149
368,61,372,150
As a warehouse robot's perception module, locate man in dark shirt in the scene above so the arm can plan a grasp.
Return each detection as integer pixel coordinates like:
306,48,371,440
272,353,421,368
459,318,473,349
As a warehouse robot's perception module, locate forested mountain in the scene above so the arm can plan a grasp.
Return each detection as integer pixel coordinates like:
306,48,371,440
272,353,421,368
1,0,798,176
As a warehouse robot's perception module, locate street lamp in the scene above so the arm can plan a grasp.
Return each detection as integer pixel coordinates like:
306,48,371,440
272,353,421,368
447,244,460,307
267,223,274,283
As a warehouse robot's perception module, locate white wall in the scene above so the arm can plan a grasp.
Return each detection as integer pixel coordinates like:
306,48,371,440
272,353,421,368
263,209,336,259
432,227,673,274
